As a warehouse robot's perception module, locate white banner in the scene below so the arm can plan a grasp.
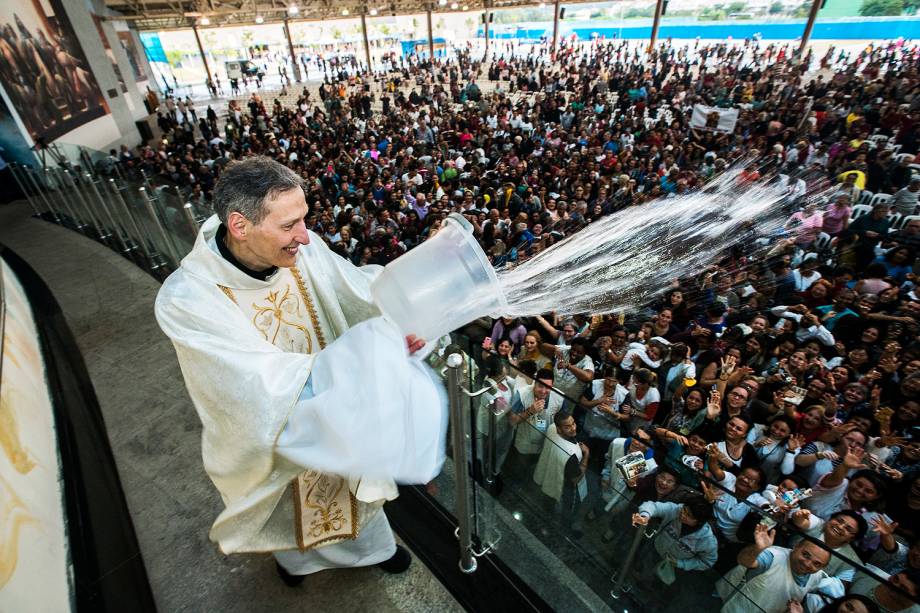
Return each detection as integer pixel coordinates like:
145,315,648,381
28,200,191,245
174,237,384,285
690,105,739,134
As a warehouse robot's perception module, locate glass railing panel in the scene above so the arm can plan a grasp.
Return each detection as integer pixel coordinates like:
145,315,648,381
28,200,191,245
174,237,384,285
154,185,197,259
460,331,791,613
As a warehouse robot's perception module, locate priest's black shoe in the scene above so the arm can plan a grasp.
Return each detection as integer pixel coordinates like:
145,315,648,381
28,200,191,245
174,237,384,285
276,561,306,587
377,545,412,574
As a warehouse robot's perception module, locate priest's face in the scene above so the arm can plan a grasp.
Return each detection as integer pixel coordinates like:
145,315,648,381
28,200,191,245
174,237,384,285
240,187,310,269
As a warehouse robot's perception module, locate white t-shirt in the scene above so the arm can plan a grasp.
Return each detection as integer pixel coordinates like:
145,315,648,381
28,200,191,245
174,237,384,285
714,471,769,542
583,380,628,440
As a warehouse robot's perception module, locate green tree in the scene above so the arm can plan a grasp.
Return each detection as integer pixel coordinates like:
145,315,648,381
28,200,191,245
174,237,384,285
165,49,185,67
859,0,904,15
624,6,654,18
241,30,254,58
769,1,784,13
727,1,747,12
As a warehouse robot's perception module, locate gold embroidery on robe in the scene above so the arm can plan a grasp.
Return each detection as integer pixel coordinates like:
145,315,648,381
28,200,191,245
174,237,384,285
216,269,359,550
293,470,358,552
251,285,313,353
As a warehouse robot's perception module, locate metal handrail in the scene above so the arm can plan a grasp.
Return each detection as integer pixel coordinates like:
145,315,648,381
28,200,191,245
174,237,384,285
446,352,478,574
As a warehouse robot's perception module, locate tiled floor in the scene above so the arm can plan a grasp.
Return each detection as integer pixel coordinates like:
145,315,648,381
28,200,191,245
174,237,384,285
0,200,463,613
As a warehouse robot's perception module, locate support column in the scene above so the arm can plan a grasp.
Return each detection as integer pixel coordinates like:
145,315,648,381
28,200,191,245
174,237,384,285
361,13,372,72
483,5,490,60
799,0,822,56
649,0,664,53
427,9,434,60
284,19,303,82
192,25,213,86
551,0,560,59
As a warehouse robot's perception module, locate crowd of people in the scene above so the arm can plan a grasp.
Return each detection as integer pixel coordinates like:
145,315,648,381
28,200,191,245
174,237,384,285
113,34,920,613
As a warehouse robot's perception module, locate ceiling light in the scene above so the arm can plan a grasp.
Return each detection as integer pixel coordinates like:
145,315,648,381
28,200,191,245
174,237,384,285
199,16,210,25
539,1,545,6
462,4,468,9
341,7,349,14
438,0,447,5
255,14,264,23
288,4,299,15
450,2,458,8
370,7,378,14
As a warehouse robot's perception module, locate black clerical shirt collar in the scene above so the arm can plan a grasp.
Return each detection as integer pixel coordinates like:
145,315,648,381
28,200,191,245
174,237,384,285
215,224,278,281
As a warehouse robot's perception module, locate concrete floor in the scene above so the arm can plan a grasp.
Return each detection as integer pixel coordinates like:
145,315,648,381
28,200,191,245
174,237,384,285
0,200,463,613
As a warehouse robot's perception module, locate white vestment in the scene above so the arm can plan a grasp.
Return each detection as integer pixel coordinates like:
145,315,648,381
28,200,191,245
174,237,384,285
533,424,582,501
155,216,447,561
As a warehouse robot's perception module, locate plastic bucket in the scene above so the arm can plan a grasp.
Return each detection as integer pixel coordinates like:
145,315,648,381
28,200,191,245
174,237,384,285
371,213,508,345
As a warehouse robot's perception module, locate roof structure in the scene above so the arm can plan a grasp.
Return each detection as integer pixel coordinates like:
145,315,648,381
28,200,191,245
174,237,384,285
103,0,602,31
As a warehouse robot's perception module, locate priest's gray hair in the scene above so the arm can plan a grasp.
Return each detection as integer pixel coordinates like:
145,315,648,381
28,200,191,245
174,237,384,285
213,156,303,225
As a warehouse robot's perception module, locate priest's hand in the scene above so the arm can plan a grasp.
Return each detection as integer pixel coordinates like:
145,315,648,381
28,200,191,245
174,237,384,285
406,335,427,355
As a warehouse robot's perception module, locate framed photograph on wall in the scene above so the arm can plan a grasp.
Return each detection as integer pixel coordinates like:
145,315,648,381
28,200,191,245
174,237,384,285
0,0,110,144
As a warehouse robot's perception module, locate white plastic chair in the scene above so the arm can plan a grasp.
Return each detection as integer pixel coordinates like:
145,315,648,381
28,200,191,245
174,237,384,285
888,212,904,231
896,152,915,164
870,133,890,145
900,214,920,230
849,204,872,221
869,193,893,207
814,232,833,252
857,190,874,205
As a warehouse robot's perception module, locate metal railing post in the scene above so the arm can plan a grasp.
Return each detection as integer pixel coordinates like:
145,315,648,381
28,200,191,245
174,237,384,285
9,164,42,217
182,202,201,237
49,167,87,231
485,400,497,485
25,166,60,223
446,353,478,574
87,174,131,253
107,178,159,269
65,169,109,240
140,186,182,268
610,524,653,599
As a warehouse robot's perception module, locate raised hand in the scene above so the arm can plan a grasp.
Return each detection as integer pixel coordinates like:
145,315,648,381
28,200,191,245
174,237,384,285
531,398,546,415
842,447,866,470
753,523,776,550
632,513,650,527
707,390,722,419
871,515,900,537
700,480,719,503
720,354,738,377
822,392,839,415
786,600,804,613
791,509,812,529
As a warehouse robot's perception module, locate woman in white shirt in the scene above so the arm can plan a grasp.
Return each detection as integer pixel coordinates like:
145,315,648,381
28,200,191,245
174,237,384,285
626,368,661,433
747,415,804,483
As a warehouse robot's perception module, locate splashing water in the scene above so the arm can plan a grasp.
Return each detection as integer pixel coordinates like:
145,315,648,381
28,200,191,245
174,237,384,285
494,169,791,318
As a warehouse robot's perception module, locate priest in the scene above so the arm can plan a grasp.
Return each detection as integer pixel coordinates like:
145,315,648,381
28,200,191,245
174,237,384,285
155,156,447,585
